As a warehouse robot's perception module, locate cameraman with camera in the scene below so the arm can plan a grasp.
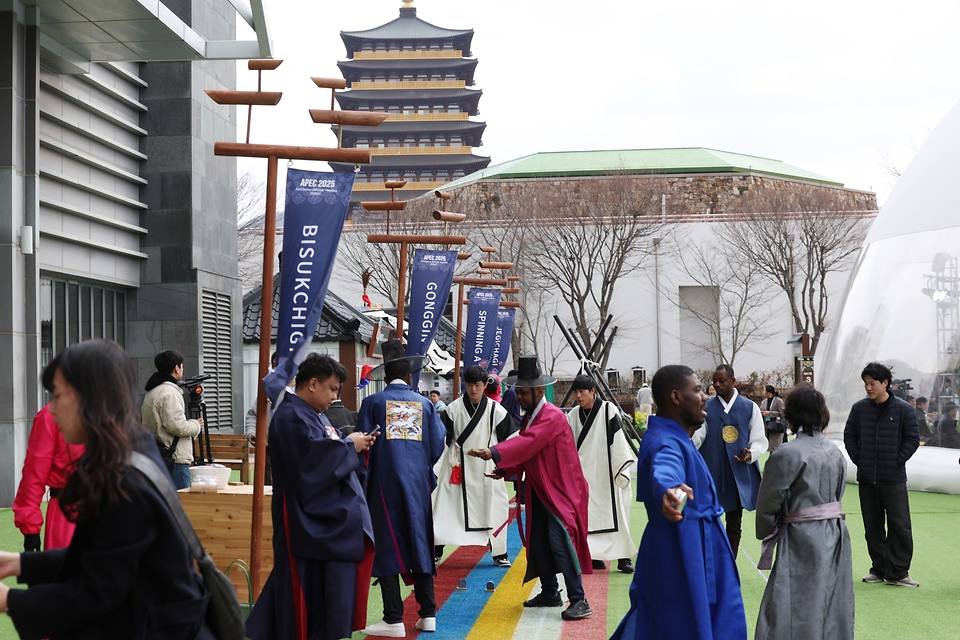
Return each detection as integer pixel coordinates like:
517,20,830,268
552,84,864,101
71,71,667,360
142,350,203,489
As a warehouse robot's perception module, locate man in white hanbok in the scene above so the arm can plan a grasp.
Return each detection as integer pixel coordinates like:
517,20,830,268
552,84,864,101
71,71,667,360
432,366,518,566
567,375,637,573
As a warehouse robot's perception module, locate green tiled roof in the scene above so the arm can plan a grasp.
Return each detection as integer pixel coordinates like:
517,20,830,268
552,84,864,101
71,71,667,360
440,148,843,190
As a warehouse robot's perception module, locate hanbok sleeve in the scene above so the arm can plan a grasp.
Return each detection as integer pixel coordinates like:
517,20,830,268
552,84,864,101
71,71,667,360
648,441,687,507
607,411,635,489
747,403,768,461
270,406,361,508
754,446,802,539
492,414,560,469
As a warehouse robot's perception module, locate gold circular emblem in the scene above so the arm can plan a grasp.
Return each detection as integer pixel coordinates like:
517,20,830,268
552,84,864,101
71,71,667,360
722,425,739,444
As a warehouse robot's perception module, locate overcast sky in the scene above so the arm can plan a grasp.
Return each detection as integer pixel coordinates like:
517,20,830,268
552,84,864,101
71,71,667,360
234,0,960,206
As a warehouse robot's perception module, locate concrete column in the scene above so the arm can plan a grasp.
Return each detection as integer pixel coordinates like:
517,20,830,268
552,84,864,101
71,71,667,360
0,11,40,507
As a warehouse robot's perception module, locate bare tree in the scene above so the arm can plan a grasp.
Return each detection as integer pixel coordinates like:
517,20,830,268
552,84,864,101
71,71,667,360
335,195,477,307
521,176,670,365
236,169,271,292
668,237,780,366
728,185,871,355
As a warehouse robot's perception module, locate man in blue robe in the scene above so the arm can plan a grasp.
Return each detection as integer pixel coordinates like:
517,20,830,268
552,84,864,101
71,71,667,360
612,364,747,640
358,340,446,637
247,354,378,640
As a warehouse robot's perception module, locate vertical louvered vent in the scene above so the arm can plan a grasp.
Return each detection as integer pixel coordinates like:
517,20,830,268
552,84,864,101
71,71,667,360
201,290,233,430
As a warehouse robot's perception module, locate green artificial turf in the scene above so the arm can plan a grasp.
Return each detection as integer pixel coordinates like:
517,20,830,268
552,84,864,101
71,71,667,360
605,477,960,640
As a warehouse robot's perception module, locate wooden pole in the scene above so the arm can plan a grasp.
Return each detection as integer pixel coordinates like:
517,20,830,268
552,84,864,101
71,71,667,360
454,282,465,400
395,243,409,341
250,154,278,599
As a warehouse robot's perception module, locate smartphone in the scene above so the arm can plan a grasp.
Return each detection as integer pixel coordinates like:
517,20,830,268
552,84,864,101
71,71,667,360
368,424,381,436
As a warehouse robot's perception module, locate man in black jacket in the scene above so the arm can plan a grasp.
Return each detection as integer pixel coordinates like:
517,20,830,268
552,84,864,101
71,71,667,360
843,362,920,587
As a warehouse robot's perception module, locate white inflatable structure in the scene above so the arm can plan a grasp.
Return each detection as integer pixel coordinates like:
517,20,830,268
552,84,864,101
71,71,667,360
819,97,960,493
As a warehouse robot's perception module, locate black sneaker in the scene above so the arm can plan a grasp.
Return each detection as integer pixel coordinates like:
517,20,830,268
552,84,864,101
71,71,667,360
523,591,563,608
492,554,512,567
561,599,593,620
617,558,635,574
591,559,606,570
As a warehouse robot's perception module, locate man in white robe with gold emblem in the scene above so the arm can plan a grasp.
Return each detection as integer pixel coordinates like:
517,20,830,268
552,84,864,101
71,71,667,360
433,366,519,566
567,375,637,573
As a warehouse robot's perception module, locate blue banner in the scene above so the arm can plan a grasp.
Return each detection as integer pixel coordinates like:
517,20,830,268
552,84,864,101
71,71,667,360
488,308,516,375
464,287,502,371
262,169,354,403
407,249,458,388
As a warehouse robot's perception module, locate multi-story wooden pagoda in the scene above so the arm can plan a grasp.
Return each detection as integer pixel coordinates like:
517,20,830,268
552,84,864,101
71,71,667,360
330,0,490,218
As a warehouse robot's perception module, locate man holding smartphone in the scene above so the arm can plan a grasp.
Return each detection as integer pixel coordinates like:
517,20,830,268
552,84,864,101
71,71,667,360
692,364,767,558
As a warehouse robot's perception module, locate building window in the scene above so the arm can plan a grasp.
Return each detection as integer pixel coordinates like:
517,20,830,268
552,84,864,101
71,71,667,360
403,136,416,147
403,104,415,114
200,289,233,431
449,104,461,113
387,106,400,114
450,136,463,147
454,169,466,178
434,135,447,147
403,170,417,181
40,276,127,370
387,137,401,148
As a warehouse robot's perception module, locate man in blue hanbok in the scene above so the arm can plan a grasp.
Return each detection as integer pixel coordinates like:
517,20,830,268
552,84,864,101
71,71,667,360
612,365,747,640
358,339,446,638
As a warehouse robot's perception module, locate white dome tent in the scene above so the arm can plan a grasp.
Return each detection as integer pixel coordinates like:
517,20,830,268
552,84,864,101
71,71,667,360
819,97,960,493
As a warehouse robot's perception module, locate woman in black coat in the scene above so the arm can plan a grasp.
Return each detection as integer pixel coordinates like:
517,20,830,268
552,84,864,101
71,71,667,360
0,339,212,640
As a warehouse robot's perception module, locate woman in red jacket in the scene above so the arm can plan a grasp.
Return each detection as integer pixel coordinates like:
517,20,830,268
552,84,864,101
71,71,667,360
13,405,85,551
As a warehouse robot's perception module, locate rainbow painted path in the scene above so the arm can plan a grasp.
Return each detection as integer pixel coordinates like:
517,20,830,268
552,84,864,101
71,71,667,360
352,515,634,640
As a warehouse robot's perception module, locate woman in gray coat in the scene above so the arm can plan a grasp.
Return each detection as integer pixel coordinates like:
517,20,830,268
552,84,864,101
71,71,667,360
761,385,787,452
755,384,854,640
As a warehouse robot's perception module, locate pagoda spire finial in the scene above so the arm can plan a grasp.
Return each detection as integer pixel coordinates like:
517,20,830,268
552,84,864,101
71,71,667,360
399,0,416,16
401,0,414,7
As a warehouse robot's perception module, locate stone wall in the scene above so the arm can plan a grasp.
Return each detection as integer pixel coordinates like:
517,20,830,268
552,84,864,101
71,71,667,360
447,173,877,220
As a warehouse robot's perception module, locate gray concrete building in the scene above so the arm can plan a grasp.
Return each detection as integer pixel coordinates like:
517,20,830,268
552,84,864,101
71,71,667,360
0,0,272,506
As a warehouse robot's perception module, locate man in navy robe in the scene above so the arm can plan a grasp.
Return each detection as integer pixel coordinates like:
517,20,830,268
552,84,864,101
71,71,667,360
358,340,446,637
692,364,767,557
247,353,378,640
611,365,747,640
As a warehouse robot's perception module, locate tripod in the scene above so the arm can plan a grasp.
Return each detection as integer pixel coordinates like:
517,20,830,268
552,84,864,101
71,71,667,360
181,373,215,466
188,399,213,466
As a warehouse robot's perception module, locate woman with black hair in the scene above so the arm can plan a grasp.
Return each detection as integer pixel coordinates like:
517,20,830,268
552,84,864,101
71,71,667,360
761,385,787,452
754,383,854,640
0,339,212,640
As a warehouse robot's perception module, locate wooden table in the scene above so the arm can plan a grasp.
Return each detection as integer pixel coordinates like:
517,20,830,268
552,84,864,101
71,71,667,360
178,485,273,603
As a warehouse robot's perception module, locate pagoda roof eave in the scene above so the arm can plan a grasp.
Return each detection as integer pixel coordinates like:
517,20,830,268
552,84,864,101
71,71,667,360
337,58,478,72
330,153,491,170
340,15,474,42
332,120,487,135
336,88,482,101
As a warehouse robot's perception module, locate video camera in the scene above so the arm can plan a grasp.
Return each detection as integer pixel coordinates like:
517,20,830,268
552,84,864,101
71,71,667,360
179,373,214,404
892,378,913,400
